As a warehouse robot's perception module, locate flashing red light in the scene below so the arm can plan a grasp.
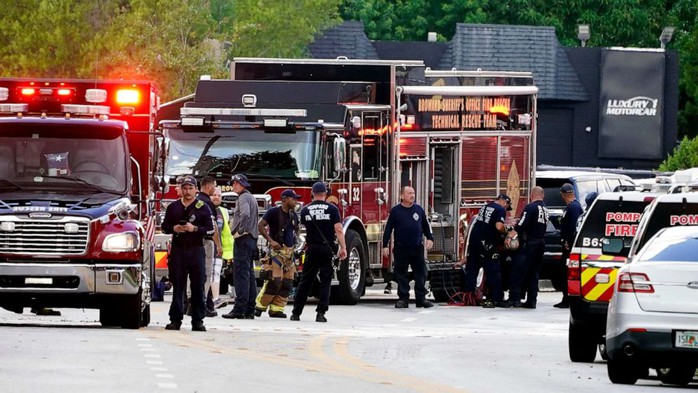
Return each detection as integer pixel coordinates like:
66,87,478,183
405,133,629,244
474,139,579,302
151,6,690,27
56,89,72,96
21,88,36,96
116,89,140,105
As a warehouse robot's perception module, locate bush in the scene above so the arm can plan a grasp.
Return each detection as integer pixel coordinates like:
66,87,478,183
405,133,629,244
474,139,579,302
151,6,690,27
659,136,698,171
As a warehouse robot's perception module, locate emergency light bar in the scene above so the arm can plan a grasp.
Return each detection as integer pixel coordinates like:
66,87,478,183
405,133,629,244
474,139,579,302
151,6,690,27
85,89,108,103
61,104,110,116
180,107,307,117
0,103,28,113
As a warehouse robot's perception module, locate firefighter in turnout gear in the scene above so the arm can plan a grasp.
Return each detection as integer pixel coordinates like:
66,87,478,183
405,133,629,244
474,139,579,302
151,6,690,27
255,189,302,318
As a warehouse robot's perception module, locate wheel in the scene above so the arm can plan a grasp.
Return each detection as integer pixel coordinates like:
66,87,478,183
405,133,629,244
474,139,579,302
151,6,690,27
120,292,143,329
99,306,120,327
607,357,639,384
428,268,462,303
657,366,696,386
331,229,366,305
568,321,597,362
140,304,151,327
431,288,450,303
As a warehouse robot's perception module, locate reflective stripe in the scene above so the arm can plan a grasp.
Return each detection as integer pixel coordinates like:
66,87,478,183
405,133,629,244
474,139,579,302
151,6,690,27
155,251,168,270
581,267,618,301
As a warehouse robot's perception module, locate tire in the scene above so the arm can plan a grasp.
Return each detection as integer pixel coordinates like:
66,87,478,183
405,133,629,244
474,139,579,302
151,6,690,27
99,305,120,327
607,357,639,385
120,291,143,329
657,366,696,386
568,321,597,362
140,304,151,327
431,288,450,303
332,229,366,305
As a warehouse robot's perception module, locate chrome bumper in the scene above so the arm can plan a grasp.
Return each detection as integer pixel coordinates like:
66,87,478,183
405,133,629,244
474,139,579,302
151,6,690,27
0,263,142,295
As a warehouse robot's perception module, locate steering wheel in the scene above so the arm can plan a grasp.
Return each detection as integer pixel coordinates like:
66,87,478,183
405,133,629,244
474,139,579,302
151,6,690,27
74,162,110,174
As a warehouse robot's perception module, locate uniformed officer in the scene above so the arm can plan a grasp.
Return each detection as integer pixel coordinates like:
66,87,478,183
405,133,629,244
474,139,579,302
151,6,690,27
382,186,435,308
555,183,583,308
291,182,347,322
457,194,512,308
508,186,548,308
161,175,214,331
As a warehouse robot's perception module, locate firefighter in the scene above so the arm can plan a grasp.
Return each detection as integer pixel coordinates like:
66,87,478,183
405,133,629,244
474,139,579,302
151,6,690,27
555,183,583,309
508,186,548,309
457,194,512,308
254,189,301,318
291,182,347,322
382,186,435,308
161,175,214,331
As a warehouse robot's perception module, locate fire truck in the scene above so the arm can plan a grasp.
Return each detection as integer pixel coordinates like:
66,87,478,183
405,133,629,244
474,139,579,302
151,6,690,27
155,58,537,304
0,78,159,328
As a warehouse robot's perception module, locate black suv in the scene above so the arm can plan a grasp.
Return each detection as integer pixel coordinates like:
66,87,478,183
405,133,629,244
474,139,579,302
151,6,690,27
535,171,636,289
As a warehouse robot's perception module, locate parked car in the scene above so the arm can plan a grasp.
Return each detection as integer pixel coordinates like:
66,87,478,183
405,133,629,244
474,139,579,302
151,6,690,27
535,171,636,287
566,191,657,362
605,225,698,385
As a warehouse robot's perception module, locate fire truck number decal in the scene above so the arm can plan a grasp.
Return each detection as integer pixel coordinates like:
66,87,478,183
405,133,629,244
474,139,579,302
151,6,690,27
352,187,360,202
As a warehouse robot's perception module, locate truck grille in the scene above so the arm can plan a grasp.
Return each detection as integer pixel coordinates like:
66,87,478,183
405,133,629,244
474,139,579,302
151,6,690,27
0,217,90,256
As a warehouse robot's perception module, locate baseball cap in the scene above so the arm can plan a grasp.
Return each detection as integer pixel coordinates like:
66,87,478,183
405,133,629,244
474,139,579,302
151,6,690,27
281,189,302,200
231,173,250,187
312,182,327,194
560,183,574,193
497,194,512,211
180,175,197,188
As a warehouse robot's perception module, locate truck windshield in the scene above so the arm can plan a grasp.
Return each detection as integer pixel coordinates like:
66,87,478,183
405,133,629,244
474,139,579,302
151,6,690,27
0,122,128,193
165,128,321,180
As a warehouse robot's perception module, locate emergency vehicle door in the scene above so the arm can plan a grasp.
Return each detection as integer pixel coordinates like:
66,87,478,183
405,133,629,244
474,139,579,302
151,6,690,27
358,110,390,268
429,142,460,261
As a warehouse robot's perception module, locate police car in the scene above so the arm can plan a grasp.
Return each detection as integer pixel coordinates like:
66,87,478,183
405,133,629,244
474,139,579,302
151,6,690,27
567,191,657,362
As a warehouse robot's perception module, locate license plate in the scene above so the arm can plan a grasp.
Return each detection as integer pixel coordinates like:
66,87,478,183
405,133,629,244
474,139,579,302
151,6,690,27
675,331,698,349
595,273,610,284
25,277,53,285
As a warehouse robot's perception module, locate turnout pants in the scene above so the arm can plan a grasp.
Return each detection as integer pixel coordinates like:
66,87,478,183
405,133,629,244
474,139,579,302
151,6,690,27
255,246,296,313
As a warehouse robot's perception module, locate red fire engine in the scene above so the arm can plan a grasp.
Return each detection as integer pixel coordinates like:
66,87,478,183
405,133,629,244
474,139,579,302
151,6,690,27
0,78,159,328
155,58,537,304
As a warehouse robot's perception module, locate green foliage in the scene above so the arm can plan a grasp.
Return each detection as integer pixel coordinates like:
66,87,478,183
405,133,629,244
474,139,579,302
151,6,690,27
0,0,342,101
658,136,698,171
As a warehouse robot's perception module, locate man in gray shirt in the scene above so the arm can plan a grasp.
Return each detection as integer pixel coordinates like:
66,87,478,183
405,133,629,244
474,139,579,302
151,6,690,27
222,174,260,319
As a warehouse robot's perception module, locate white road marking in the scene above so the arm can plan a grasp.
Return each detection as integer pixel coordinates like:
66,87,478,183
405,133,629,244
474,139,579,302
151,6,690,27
419,310,434,315
155,374,174,379
147,360,163,365
401,317,417,322
145,353,162,358
157,382,178,389
150,367,168,372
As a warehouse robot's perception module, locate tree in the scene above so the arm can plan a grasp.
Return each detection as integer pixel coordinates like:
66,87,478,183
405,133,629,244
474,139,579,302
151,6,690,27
659,136,698,171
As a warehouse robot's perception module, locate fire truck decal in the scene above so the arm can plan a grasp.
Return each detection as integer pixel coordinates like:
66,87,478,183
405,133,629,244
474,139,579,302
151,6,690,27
581,266,618,301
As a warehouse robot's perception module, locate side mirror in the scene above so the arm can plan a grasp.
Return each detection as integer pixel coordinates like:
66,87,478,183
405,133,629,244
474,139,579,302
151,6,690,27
601,237,626,256
333,137,347,172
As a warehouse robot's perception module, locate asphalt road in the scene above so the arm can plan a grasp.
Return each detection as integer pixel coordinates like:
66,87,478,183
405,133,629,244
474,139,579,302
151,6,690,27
0,289,694,393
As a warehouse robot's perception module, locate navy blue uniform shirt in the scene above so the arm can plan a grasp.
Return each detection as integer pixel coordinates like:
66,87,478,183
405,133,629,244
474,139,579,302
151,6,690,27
469,202,506,245
382,203,434,248
263,206,298,247
514,200,549,240
161,199,214,248
301,201,340,246
560,199,583,244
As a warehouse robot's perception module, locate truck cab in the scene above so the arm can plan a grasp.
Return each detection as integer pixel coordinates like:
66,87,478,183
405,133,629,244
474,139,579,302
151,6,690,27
0,79,158,328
